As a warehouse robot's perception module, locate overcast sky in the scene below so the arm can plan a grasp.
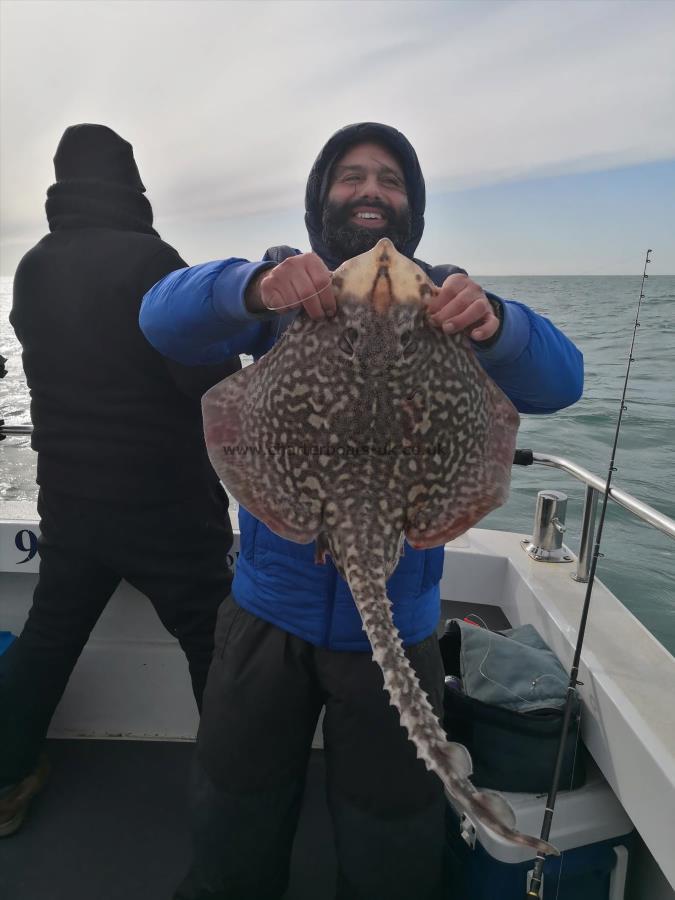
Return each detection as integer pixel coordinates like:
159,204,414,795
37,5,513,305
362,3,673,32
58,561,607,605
1,0,674,275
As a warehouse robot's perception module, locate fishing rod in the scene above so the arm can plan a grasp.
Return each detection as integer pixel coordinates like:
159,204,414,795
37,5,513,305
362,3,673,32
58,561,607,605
526,249,653,899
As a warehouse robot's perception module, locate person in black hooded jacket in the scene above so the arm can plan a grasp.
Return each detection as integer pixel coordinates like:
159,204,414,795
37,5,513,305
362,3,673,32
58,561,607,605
141,123,583,900
0,124,239,836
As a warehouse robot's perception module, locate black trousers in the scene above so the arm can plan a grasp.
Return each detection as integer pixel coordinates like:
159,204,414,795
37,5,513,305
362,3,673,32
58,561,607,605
175,596,447,900
0,486,233,788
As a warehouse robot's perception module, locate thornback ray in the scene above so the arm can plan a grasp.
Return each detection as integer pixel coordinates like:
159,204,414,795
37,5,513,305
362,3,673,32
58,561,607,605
202,238,558,857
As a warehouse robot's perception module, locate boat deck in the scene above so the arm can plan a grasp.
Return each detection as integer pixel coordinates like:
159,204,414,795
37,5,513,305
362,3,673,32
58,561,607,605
0,600,511,900
0,740,336,900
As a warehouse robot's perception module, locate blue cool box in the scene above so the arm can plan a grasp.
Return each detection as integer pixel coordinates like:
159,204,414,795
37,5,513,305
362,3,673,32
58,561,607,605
0,631,16,655
445,761,634,899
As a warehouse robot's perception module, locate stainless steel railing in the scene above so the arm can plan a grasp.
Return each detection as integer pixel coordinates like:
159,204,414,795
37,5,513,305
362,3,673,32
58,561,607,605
0,425,32,435
523,451,675,582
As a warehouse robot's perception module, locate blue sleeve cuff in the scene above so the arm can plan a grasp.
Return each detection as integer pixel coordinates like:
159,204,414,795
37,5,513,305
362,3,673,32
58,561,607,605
473,296,531,365
212,260,276,327
140,257,279,365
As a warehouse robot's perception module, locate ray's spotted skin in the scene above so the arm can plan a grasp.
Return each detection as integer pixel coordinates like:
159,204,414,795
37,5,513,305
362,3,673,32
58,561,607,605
202,239,558,857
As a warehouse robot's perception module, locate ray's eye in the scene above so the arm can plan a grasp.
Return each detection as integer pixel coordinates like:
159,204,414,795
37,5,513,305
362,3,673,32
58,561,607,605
338,327,358,357
400,329,417,358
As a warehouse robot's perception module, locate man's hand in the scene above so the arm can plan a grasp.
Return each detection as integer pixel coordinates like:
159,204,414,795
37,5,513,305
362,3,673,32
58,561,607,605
426,274,500,342
246,253,336,320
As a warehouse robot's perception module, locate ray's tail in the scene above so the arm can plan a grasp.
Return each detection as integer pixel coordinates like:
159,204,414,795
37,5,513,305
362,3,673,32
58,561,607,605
341,545,559,858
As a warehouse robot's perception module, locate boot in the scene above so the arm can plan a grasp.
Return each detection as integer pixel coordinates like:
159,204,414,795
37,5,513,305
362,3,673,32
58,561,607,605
0,754,51,837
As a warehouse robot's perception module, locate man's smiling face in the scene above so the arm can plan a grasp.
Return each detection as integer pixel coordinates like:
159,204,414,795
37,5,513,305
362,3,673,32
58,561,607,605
321,141,412,261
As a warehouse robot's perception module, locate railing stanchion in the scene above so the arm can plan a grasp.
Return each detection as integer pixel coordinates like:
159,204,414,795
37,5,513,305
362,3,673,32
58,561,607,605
572,485,598,583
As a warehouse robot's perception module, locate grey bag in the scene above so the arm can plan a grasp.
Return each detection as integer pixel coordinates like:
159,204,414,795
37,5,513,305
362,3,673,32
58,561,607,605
440,620,586,792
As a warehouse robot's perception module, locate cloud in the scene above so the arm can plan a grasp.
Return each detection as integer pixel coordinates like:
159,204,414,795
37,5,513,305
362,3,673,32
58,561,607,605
1,0,674,272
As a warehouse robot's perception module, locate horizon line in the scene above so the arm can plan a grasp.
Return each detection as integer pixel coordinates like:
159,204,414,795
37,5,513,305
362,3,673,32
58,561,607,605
1,272,674,280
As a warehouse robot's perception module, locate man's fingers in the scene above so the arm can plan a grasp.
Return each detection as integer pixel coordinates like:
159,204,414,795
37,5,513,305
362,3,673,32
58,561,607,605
318,278,337,316
261,264,314,313
290,268,324,319
301,294,325,319
304,256,336,318
431,285,486,324
260,266,301,311
426,273,468,315
441,297,493,334
262,285,292,312
262,254,334,319
468,318,496,341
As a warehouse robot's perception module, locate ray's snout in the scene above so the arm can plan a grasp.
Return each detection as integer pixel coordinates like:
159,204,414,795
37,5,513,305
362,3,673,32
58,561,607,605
332,239,437,314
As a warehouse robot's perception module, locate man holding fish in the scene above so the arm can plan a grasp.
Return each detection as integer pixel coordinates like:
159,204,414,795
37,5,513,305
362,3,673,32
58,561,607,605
141,122,583,900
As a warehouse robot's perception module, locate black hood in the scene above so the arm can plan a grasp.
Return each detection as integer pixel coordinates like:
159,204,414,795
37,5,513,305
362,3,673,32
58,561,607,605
46,124,157,235
53,123,146,191
304,122,425,269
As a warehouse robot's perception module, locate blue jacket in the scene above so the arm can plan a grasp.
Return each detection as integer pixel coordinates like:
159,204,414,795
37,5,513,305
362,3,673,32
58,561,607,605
140,249,583,651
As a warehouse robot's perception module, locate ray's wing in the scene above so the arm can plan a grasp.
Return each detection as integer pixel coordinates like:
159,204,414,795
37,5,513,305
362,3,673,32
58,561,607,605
403,337,519,549
202,349,324,543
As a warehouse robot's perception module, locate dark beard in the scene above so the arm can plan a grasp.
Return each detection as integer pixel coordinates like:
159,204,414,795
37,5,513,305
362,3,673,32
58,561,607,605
321,198,412,261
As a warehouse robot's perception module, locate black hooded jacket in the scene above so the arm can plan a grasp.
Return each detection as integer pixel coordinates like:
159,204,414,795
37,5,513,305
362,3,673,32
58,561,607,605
10,124,240,502
301,122,466,284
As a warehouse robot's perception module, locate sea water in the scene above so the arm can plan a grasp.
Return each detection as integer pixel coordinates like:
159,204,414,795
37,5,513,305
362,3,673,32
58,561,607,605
1,275,674,653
